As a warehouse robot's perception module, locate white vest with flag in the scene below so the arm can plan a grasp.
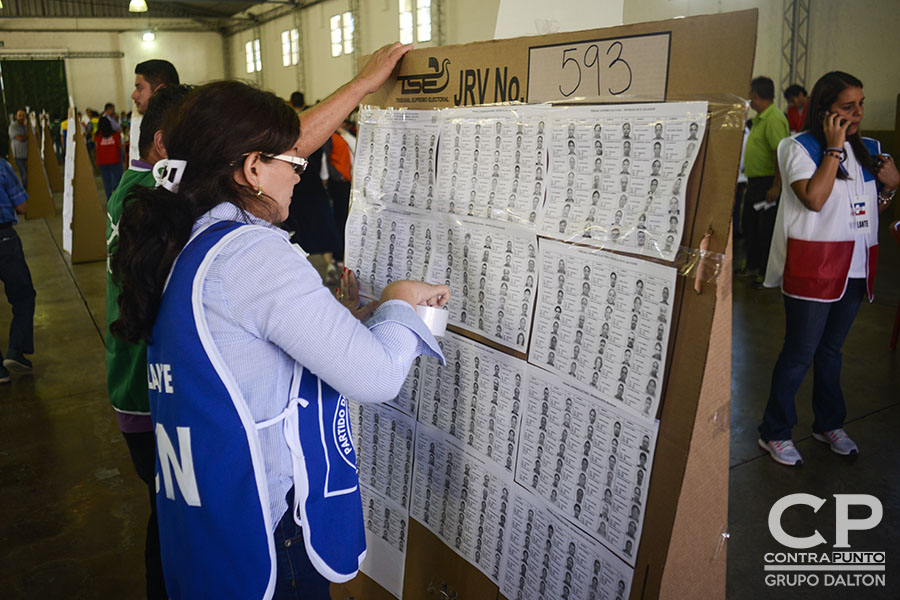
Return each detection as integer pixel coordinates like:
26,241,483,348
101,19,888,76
765,132,880,302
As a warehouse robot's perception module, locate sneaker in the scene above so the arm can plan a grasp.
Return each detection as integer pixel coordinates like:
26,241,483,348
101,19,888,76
0,362,9,383
3,350,32,372
813,429,858,455
758,438,803,466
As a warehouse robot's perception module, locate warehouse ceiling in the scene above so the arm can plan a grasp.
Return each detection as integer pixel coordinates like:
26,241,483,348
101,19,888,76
0,1,299,33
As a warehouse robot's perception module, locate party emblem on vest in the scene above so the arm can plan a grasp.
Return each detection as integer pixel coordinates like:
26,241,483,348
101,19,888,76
852,201,866,216
332,395,356,470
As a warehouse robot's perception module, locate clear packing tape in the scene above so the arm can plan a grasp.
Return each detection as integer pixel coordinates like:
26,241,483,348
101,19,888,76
354,94,746,292
362,93,749,130
551,92,750,129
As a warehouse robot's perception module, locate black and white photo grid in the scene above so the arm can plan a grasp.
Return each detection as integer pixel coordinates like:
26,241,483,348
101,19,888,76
344,101,707,599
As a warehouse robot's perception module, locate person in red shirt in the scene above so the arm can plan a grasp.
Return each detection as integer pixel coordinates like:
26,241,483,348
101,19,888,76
95,115,123,199
784,84,809,133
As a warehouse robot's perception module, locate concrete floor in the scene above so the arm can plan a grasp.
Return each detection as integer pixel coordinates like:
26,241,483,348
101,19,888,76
0,187,897,599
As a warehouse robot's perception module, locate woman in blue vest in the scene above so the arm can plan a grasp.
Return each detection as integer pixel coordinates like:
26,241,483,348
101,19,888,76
760,71,898,466
110,78,447,598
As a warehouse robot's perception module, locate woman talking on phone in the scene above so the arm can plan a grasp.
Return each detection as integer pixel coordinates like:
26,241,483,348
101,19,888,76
111,47,448,599
758,71,899,466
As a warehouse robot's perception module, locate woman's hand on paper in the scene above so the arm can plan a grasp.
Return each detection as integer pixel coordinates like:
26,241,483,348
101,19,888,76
337,268,379,321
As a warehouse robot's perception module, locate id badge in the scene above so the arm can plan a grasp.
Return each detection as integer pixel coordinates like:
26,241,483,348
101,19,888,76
850,196,871,234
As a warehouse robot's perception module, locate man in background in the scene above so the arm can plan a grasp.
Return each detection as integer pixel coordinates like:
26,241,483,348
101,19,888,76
129,59,179,163
783,84,809,133
286,91,342,285
103,102,121,131
325,115,356,264
742,76,789,286
8,110,28,187
0,151,35,382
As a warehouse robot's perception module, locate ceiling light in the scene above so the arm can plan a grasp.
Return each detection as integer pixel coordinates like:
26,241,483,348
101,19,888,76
142,31,156,42
129,0,148,13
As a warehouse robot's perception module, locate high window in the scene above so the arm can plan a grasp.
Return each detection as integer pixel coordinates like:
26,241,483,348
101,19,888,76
282,28,300,67
245,38,261,73
399,0,431,44
330,12,354,57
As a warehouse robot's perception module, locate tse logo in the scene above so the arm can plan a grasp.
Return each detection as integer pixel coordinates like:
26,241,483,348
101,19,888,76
768,494,882,549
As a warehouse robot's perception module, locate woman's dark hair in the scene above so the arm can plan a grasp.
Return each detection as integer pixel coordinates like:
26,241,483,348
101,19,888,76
110,80,300,343
98,115,113,138
805,71,875,180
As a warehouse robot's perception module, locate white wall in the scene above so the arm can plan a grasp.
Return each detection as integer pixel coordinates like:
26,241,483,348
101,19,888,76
623,0,900,130
444,0,501,45
495,0,621,39
118,30,225,92
806,0,900,131
0,19,224,117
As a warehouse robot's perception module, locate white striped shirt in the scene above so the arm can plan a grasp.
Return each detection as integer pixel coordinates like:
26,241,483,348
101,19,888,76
195,203,442,526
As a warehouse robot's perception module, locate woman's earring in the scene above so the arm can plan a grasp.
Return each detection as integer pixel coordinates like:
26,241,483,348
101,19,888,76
256,186,264,198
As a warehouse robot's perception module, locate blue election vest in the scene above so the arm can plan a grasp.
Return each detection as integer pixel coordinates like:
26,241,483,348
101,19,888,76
148,221,366,599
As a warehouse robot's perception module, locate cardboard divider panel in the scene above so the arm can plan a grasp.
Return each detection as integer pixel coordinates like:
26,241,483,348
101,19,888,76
338,10,756,600
68,117,106,263
24,119,55,219
43,123,65,193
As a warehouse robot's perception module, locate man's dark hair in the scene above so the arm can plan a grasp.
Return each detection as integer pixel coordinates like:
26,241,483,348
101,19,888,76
750,76,775,101
104,102,115,112
135,59,180,88
138,84,192,159
783,84,807,101
289,91,305,109
98,115,114,138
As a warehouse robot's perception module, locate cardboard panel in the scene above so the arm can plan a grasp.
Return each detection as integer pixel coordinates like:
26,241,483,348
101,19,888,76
656,229,732,599
24,120,55,219
332,520,497,600
43,123,65,193
355,10,756,600
69,121,106,264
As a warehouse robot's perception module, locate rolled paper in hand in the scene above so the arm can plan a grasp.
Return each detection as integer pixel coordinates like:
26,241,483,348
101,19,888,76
416,305,449,337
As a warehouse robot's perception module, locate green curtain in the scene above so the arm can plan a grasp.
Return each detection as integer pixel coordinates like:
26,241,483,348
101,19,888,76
1,59,69,156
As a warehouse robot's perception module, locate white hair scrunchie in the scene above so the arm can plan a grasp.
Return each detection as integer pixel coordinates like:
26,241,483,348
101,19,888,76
153,158,188,193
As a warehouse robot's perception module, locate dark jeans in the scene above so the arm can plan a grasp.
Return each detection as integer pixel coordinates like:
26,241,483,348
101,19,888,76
14,158,27,188
0,227,35,356
759,279,865,441
123,431,167,599
99,162,123,200
742,176,777,272
273,488,332,600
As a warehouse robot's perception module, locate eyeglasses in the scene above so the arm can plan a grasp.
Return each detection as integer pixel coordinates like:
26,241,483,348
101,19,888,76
260,152,308,174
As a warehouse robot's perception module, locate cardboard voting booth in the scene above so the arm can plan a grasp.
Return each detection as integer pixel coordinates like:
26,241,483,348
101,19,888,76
335,10,755,600
61,109,106,263
42,122,65,194
24,116,55,219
